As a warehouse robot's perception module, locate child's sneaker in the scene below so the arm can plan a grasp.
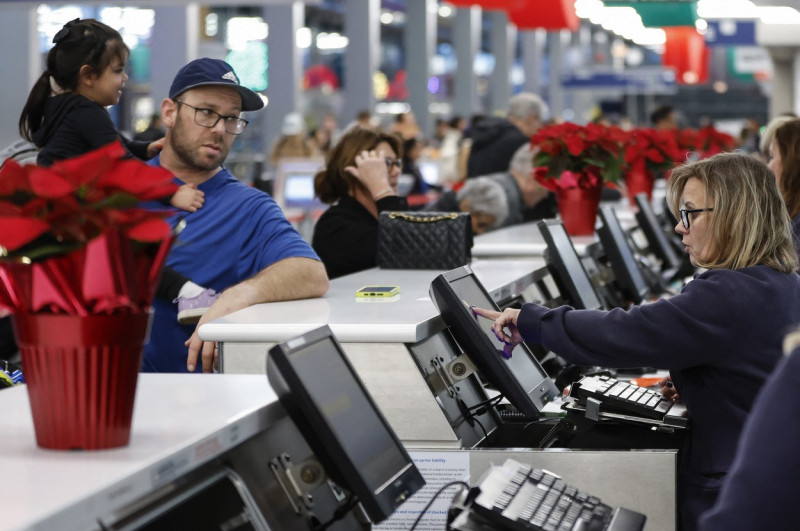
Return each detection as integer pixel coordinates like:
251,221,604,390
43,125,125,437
175,289,218,324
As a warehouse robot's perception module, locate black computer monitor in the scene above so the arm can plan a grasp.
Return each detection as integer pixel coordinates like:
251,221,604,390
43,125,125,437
634,193,682,274
597,205,649,305
429,266,559,419
537,219,605,310
267,326,425,524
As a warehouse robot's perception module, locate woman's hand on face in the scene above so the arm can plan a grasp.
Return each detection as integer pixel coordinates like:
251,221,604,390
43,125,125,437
471,306,524,358
345,149,392,198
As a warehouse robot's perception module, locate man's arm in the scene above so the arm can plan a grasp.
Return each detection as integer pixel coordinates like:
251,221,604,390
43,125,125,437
186,257,329,372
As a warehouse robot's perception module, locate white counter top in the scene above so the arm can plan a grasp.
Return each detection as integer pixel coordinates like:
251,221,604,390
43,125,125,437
472,221,598,258
199,258,545,345
2,374,279,531
471,200,638,259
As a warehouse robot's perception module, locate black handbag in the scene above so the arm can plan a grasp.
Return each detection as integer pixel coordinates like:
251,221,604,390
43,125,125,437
376,211,473,270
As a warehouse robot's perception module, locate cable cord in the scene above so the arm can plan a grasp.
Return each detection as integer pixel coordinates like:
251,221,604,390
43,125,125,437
312,494,360,531
408,480,471,531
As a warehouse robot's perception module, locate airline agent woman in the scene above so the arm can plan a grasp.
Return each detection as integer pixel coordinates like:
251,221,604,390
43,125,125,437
473,152,800,531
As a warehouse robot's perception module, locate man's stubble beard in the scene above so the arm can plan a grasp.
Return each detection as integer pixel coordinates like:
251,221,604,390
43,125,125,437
170,114,230,172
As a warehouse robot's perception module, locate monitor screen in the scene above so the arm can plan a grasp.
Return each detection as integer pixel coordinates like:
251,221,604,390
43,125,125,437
282,172,325,210
267,326,425,523
597,205,649,305
634,193,681,272
273,159,325,210
537,219,604,310
417,159,440,186
429,267,558,419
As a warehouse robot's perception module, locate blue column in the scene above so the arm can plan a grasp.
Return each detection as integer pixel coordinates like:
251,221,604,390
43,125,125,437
453,6,482,118
405,0,436,138
150,6,199,103
489,10,515,115
342,0,380,125
521,28,545,96
263,2,303,163
548,30,566,121
0,5,37,147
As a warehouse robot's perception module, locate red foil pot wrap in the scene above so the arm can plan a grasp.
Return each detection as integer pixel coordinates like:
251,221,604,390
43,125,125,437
0,229,173,315
625,167,655,206
556,186,602,236
13,311,151,450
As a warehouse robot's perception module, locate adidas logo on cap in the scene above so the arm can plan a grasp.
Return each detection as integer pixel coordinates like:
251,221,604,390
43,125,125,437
222,71,239,84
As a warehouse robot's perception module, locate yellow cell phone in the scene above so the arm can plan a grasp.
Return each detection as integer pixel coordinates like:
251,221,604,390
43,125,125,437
355,285,400,298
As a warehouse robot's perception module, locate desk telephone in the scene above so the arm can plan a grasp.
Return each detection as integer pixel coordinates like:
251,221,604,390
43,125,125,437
448,458,646,531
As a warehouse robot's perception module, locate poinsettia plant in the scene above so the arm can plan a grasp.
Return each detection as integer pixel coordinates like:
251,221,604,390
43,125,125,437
0,141,178,315
531,122,628,192
695,125,736,158
624,128,684,177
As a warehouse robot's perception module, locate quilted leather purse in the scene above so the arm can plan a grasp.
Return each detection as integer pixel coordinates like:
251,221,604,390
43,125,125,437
376,211,473,269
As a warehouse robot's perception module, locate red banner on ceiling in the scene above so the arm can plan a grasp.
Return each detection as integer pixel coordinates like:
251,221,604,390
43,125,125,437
662,26,709,85
447,0,580,30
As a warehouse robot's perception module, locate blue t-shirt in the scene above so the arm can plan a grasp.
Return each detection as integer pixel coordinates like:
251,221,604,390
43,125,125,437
142,162,319,373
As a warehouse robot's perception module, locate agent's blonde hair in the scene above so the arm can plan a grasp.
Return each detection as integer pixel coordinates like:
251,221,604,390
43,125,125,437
667,152,798,273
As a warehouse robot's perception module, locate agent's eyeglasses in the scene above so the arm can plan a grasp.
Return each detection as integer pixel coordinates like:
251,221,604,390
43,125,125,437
679,207,714,229
385,158,402,169
174,100,248,135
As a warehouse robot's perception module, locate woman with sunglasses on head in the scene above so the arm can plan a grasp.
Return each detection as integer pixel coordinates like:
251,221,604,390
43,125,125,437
473,152,800,531
312,127,407,279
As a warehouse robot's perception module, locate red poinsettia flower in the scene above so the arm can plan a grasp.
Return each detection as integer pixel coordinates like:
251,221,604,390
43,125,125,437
624,128,684,177
531,122,627,190
0,141,179,315
695,126,736,158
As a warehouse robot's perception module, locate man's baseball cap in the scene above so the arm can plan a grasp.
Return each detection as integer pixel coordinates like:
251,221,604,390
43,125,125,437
169,58,264,112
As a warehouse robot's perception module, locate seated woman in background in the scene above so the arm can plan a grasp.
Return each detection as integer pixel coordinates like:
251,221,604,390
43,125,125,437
766,118,800,253
473,152,800,531
312,127,407,279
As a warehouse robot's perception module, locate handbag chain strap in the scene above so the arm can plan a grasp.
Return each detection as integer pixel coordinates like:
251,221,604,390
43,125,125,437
388,212,459,223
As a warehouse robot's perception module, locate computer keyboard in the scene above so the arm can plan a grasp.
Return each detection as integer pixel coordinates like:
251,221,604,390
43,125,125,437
468,459,646,531
568,374,687,427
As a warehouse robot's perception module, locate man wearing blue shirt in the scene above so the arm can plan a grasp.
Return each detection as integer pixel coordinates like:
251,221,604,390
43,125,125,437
143,58,328,373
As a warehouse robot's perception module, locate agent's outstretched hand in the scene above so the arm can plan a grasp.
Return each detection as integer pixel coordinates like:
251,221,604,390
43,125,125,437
471,306,523,359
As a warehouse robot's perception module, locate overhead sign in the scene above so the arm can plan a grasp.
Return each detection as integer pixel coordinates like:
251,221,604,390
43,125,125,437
704,20,756,46
562,67,677,94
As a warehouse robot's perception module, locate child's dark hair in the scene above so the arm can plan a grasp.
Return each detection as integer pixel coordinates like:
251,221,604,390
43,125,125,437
19,18,129,141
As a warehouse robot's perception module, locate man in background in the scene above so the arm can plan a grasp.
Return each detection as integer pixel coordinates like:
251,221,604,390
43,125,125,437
466,92,549,178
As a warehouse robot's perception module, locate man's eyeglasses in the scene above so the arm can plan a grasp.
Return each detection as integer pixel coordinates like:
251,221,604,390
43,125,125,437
679,207,714,230
174,100,248,135
385,158,402,169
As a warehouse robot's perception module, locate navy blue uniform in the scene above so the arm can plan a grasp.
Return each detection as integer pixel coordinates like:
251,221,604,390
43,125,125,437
515,265,800,531
699,343,800,531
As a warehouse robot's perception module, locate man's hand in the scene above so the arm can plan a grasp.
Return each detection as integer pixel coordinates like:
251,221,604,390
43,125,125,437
184,257,329,372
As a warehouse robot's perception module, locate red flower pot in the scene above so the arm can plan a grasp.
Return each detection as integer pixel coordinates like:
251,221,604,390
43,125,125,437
626,167,655,206
556,186,602,236
13,311,151,450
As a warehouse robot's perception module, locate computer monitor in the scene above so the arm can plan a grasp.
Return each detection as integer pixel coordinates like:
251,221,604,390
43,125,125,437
429,266,559,419
272,158,326,210
417,158,440,186
537,219,605,310
267,325,425,524
597,205,649,305
634,193,682,274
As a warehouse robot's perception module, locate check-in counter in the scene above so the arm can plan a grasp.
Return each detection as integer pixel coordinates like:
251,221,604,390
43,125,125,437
1,376,677,531
471,200,639,260
200,259,548,449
